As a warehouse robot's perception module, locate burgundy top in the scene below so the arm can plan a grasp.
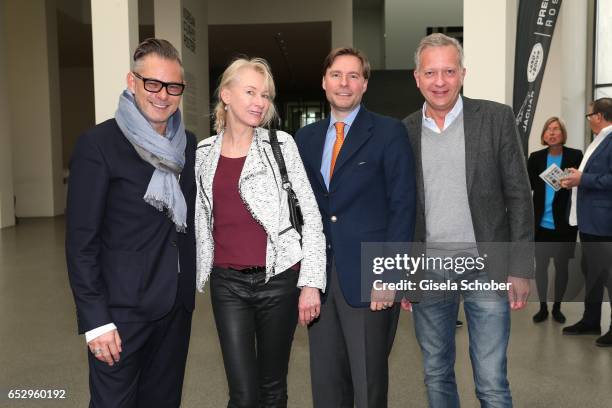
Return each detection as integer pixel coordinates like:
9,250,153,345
212,155,267,269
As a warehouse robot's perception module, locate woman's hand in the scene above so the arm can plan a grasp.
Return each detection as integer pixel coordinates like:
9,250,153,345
298,286,321,326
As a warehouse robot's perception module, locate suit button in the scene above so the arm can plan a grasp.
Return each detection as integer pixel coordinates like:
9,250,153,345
171,240,178,247
330,215,337,223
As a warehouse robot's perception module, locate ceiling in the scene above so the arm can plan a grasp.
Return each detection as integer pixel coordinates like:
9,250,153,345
57,9,331,99
208,22,331,96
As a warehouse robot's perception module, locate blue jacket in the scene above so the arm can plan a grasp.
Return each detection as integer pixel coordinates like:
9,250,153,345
577,132,612,236
296,107,416,307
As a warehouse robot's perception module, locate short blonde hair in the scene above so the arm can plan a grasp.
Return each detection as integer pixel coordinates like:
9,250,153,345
540,116,567,145
213,57,277,133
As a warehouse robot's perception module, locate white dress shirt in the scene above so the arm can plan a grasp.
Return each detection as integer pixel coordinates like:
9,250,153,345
422,96,463,133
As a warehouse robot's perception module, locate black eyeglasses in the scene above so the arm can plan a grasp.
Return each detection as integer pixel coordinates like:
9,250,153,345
132,72,185,96
585,112,598,119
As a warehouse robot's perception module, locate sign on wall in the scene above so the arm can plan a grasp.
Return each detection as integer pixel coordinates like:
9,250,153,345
183,7,196,53
513,0,563,153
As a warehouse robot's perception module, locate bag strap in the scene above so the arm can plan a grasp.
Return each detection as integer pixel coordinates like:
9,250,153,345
268,127,292,190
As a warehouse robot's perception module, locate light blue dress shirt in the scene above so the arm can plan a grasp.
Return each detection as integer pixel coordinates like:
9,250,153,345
320,105,361,189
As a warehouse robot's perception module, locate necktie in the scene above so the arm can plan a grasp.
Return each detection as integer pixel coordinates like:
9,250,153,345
330,121,345,178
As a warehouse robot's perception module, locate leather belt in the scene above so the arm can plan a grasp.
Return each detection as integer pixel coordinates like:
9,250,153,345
229,266,266,275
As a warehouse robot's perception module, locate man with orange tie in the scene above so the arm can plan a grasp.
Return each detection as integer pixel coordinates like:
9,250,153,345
295,47,416,408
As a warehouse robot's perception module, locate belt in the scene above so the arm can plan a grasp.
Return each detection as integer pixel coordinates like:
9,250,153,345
229,266,266,275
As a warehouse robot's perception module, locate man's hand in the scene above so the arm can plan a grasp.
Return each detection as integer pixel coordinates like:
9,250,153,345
298,287,321,326
507,276,530,310
400,297,413,312
88,329,122,366
561,168,582,188
370,288,395,311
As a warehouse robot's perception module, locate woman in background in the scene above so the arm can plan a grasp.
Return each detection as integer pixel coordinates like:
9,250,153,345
527,116,582,323
194,57,326,408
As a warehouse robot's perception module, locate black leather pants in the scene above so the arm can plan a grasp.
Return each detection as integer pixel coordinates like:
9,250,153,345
210,267,299,408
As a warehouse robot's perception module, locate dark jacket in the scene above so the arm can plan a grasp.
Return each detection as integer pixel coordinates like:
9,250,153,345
527,146,582,241
296,106,416,307
577,131,612,236
66,119,197,333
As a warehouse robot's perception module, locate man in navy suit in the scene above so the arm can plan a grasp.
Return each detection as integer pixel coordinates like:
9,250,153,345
562,97,612,347
66,39,197,407
295,47,416,408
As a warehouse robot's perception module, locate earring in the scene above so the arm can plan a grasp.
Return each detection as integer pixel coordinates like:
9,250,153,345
224,105,228,111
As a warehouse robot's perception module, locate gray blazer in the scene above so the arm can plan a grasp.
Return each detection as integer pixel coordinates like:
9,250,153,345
402,96,534,279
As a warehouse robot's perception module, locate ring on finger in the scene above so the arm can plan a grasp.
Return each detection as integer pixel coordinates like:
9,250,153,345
93,348,103,356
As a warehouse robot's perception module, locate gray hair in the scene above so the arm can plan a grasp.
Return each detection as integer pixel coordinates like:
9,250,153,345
414,33,464,70
132,38,183,75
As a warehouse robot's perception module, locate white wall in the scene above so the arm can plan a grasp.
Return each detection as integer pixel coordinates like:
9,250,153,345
354,6,384,69
155,0,210,139
6,0,64,217
463,0,517,105
0,0,15,227
91,0,139,123
463,1,588,155
385,0,462,70
207,0,352,48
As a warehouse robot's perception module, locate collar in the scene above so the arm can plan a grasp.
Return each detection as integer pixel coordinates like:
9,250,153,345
421,96,463,133
327,105,361,132
595,124,612,139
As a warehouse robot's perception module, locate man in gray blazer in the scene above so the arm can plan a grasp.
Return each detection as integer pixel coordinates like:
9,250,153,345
402,33,533,407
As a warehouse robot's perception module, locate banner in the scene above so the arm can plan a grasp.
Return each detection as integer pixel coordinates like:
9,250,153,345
513,0,563,153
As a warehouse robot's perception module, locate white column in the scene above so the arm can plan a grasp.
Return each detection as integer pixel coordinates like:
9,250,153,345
560,0,588,151
154,0,209,139
91,0,139,123
5,0,64,217
0,0,15,227
463,0,518,105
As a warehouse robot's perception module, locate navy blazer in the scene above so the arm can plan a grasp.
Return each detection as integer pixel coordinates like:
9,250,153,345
295,107,416,307
527,146,583,240
66,119,197,334
577,131,612,236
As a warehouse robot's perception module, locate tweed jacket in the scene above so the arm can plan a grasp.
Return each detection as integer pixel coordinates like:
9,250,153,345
195,127,326,292
402,97,534,280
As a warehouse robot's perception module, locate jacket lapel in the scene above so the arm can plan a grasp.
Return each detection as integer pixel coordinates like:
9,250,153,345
329,107,373,191
302,118,328,191
199,134,223,209
462,97,482,193
585,133,612,171
407,114,426,216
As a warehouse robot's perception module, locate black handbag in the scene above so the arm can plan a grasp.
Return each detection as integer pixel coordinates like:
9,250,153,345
268,127,304,238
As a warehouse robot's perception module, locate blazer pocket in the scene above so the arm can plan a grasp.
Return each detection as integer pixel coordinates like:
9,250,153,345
593,199,612,208
102,250,147,307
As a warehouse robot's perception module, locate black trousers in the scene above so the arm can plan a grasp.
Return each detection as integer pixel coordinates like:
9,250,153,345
308,263,399,408
210,267,299,408
88,301,193,408
534,227,574,303
580,232,612,326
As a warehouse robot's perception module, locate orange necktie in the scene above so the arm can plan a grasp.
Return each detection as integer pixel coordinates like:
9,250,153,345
330,121,345,178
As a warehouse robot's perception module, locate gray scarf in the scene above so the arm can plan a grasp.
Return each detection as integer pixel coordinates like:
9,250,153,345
115,90,187,232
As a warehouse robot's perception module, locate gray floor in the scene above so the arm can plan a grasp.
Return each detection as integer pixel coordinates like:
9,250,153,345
1,217,611,408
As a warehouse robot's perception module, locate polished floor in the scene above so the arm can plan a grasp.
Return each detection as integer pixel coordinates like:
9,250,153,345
1,217,611,408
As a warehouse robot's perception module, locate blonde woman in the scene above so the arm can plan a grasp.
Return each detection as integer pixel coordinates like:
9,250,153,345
527,117,583,323
195,57,326,407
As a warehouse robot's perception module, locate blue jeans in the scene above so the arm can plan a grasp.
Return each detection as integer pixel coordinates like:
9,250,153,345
413,273,512,408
